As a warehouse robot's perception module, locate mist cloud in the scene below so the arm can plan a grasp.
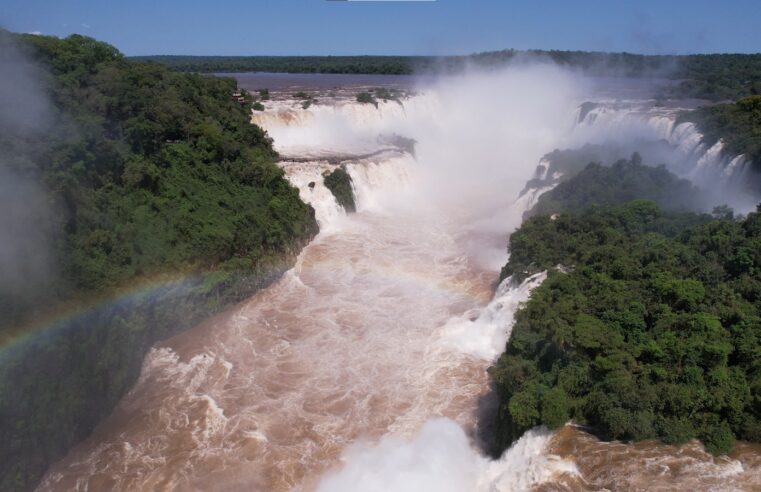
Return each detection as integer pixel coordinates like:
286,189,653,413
0,30,51,136
316,419,576,492
0,30,57,308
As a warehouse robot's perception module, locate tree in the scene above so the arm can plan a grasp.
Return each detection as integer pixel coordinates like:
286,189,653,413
356,91,378,108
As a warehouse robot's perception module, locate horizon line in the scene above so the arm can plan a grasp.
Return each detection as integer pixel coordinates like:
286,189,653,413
128,49,761,58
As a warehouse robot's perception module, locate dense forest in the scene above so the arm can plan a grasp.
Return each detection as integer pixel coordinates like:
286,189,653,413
473,50,761,101
525,154,704,219
668,54,761,101
490,156,761,457
137,50,761,101
2,31,318,329
0,32,317,491
132,55,419,75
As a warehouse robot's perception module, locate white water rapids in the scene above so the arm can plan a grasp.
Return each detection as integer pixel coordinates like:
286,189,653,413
38,66,761,491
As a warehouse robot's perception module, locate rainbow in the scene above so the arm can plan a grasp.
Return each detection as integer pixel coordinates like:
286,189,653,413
0,271,199,361
0,248,500,362
295,257,495,303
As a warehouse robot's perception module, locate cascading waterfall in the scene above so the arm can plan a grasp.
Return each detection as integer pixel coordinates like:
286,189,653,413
280,161,347,229
345,153,417,213
251,98,428,159
280,151,417,231
263,92,758,214
572,102,757,211
38,67,761,492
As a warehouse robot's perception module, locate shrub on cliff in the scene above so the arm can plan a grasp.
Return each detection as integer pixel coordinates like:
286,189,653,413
324,166,356,213
356,91,378,108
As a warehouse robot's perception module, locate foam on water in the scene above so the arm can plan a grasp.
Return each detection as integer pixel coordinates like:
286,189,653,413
316,419,578,492
280,161,347,230
548,425,761,491
436,272,547,361
346,153,417,213
251,98,422,157
280,151,418,232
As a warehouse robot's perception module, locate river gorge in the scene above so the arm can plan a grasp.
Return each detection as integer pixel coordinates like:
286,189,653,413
38,67,761,491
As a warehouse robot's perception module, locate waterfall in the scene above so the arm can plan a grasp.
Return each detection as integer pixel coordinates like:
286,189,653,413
280,161,346,230
252,99,420,158
280,152,417,231
436,272,547,360
315,419,577,492
346,153,417,212
571,102,757,211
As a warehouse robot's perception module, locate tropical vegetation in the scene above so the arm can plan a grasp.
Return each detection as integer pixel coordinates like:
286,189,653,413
0,31,317,491
525,154,703,219
490,156,761,457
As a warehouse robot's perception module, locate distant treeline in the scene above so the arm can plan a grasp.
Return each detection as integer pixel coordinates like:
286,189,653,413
131,55,423,75
134,50,761,101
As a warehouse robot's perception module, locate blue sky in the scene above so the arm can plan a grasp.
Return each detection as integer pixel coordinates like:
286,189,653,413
1,0,760,56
